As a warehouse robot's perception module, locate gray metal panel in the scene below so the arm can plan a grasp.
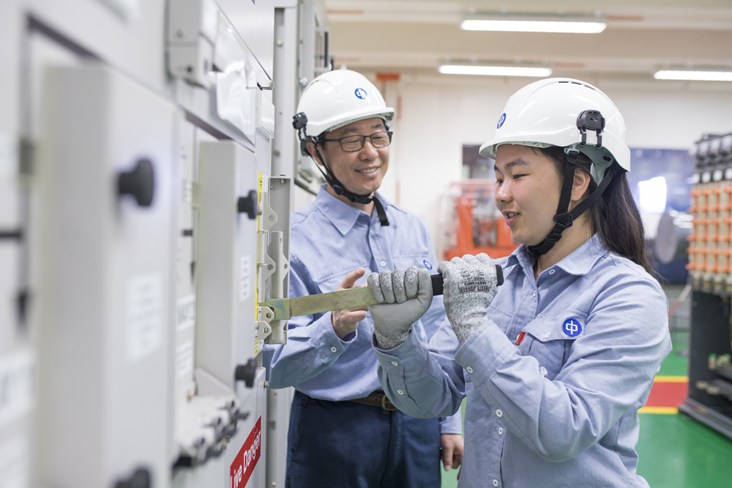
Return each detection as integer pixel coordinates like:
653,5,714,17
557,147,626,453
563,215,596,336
28,0,170,94
37,65,176,488
217,0,275,78
196,141,259,388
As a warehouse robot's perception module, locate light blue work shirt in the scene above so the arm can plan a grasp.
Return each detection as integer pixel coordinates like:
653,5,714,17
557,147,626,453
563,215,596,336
267,184,461,434
374,234,672,487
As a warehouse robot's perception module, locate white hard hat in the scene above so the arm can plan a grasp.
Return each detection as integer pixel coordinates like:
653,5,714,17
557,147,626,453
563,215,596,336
479,78,630,183
296,70,394,137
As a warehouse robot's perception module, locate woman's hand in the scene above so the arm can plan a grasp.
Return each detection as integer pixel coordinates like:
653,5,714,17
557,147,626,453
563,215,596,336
367,266,433,349
438,253,498,344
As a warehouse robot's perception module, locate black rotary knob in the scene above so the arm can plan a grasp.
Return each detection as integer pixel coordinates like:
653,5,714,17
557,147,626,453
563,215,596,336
234,359,257,388
118,159,155,207
237,190,258,220
115,467,151,488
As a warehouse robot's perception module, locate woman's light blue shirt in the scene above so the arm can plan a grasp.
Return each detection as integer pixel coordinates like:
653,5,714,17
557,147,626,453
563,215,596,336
374,234,672,487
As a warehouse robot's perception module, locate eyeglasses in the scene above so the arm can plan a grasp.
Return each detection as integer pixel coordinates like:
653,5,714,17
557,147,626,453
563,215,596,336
321,131,393,152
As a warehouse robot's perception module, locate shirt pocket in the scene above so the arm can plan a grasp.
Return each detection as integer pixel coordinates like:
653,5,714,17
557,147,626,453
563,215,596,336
521,311,588,380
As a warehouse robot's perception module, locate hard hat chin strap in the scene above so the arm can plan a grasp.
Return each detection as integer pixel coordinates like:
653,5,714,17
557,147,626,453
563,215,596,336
528,148,617,256
312,145,390,226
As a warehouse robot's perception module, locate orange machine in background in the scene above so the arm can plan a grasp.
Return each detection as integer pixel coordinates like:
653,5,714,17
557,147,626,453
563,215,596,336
440,180,518,261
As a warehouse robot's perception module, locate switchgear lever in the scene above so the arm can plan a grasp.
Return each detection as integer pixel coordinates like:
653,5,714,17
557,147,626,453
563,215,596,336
118,158,155,207
237,190,258,219
262,265,504,321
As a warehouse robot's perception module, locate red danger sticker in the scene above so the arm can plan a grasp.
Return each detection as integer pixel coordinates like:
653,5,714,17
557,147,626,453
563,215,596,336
230,417,262,488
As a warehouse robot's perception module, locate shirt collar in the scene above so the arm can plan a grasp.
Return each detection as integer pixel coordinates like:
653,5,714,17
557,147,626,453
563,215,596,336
314,184,390,236
507,233,608,277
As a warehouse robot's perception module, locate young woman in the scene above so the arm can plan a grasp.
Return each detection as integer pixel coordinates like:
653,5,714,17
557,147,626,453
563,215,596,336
365,78,672,488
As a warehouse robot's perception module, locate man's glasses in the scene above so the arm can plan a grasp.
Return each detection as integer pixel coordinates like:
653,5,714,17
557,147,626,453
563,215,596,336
321,131,393,152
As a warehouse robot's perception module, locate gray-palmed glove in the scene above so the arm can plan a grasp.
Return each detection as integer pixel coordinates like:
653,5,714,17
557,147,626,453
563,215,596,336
367,266,433,349
438,253,498,344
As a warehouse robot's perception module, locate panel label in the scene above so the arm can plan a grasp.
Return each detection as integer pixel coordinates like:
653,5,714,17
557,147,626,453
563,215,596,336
177,295,196,331
126,274,163,363
230,417,262,488
176,341,194,379
240,256,251,302
0,349,36,428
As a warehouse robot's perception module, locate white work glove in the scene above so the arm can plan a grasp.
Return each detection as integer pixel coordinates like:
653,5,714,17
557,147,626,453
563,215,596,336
367,266,434,349
438,254,498,344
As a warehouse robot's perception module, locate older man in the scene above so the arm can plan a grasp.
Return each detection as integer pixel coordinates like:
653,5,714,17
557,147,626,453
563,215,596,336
267,69,463,488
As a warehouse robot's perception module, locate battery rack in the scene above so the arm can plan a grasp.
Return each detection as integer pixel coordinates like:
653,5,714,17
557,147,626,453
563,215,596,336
680,132,732,439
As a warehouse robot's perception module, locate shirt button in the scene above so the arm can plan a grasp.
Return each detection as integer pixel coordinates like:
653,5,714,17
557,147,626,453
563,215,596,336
380,261,387,267
532,291,536,297
391,361,399,366
466,366,474,373
331,346,337,353
397,389,404,395
496,409,503,418
493,480,498,487
544,332,550,338
498,427,504,435
549,269,555,275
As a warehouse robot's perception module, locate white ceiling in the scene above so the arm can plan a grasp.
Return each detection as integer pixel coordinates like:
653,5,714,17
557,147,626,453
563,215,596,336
325,0,732,84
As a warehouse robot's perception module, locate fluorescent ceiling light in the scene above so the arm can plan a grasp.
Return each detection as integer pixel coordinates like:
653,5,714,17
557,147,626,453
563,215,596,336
654,70,732,82
439,65,552,77
461,19,606,34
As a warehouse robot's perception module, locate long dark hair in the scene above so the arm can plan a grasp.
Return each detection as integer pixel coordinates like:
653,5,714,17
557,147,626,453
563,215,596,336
538,146,653,274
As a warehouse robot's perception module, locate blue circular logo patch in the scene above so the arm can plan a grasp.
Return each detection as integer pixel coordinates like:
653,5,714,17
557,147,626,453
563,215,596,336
423,259,433,270
354,88,368,99
497,113,507,129
562,318,582,337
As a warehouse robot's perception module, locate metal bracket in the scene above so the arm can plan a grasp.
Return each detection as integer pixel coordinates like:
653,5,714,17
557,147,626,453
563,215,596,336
256,307,273,341
259,190,278,230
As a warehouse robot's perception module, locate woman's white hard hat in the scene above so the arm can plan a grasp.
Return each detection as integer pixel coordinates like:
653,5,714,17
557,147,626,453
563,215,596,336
296,69,394,137
479,78,631,183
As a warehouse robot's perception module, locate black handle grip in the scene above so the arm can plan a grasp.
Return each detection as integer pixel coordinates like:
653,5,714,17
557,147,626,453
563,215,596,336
117,158,155,207
430,265,503,296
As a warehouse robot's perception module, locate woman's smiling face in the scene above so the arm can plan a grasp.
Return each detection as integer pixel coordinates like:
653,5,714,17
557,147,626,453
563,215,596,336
494,144,563,246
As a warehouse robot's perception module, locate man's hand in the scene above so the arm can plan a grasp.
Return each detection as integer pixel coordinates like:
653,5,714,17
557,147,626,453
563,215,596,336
367,266,433,349
438,253,498,344
440,434,464,472
331,268,368,339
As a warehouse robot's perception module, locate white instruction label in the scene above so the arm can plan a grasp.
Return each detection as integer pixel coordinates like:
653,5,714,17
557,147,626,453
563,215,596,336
0,437,29,488
177,295,196,331
126,274,163,363
176,341,194,379
0,349,36,429
240,255,251,302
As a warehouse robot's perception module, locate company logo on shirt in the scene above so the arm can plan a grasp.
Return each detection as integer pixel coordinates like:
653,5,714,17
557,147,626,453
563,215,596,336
354,88,368,99
423,259,433,270
562,318,583,337
497,113,507,129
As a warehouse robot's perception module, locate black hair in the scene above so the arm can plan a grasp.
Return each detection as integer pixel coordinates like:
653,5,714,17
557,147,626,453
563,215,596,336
539,146,653,274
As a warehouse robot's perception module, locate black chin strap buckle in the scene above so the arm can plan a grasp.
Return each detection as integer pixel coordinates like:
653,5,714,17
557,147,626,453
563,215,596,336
553,212,574,230
577,110,605,149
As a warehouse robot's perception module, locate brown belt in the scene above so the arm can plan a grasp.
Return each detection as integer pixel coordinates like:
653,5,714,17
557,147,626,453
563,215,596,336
348,391,398,411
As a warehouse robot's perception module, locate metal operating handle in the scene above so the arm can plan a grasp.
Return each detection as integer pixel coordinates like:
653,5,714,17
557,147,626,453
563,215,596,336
430,264,504,295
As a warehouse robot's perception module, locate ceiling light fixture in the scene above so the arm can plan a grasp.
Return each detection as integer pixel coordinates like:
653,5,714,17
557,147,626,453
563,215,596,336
461,19,606,34
438,65,553,77
654,70,732,82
